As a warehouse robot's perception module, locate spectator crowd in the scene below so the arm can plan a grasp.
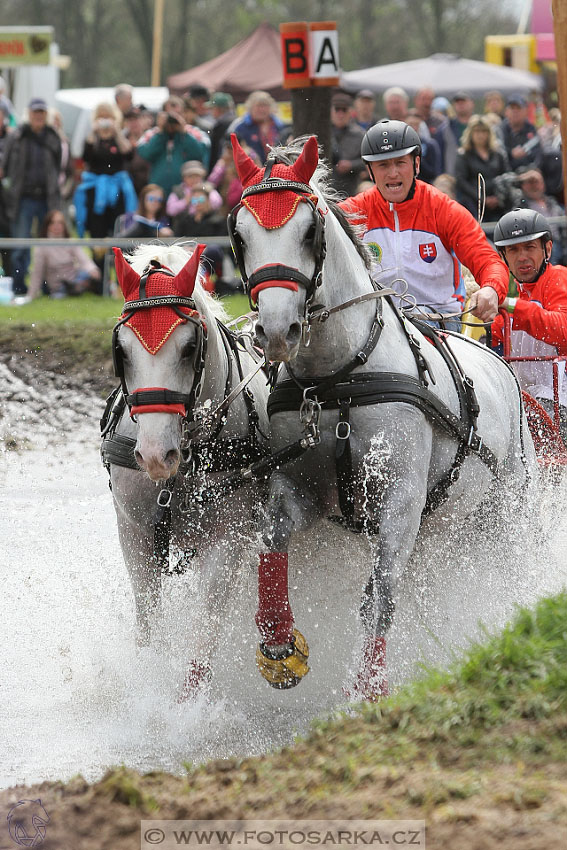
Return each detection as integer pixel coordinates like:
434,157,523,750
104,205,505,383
0,75,564,300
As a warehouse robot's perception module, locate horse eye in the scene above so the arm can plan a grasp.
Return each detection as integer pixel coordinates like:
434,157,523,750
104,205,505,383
180,341,196,359
304,224,316,242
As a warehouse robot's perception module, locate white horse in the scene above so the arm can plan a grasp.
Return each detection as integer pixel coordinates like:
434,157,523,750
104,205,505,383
102,243,269,699
228,134,536,699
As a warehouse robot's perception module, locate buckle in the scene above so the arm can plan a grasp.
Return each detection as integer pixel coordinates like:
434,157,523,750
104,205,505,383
157,488,173,508
336,421,351,440
467,428,482,452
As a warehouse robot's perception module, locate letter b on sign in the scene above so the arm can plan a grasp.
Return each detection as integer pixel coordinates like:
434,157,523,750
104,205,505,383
280,23,310,89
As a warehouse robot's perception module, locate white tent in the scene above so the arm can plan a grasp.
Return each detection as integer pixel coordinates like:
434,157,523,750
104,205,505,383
55,86,169,157
341,53,543,99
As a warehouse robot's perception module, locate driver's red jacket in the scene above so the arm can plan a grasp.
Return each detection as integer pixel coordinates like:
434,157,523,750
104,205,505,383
339,180,509,313
491,262,567,355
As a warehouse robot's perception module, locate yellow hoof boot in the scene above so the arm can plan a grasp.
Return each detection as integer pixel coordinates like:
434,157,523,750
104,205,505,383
256,629,309,689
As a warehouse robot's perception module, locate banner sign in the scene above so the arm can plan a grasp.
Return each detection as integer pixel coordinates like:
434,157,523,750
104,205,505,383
280,21,340,89
0,27,53,67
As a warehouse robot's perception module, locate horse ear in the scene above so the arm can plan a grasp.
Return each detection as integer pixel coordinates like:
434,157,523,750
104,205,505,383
174,244,206,296
113,247,141,299
293,136,319,184
231,133,262,187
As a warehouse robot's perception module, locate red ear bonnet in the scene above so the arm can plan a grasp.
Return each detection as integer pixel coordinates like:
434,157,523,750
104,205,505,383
231,133,320,229
113,245,206,354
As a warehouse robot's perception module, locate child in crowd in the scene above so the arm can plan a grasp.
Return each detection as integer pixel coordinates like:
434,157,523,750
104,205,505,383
117,183,173,238
27,211,101,299
166,161,222,232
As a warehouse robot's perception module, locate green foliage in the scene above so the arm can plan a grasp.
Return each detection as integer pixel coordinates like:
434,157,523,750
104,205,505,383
350,592,567,764
1,0,520,87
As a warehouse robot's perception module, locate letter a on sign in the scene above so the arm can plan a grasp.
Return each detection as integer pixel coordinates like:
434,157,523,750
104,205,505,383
309,22,339,86
280,22,310,89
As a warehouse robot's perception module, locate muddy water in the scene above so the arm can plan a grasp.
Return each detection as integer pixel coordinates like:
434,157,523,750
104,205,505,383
1,363,566,790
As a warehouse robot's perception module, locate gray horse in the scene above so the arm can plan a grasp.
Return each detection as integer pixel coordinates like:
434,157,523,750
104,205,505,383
103,243,269,699
228,134,536,700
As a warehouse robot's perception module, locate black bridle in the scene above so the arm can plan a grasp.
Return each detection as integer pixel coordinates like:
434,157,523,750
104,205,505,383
227,159,327,312
112,261,208,422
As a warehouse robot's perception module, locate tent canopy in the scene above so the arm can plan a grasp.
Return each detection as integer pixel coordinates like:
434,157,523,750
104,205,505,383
168,22,285,103
341,53,543,99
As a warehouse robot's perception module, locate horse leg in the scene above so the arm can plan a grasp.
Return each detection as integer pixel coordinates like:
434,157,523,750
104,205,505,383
254,476,314,689
353,479,427,702
116,515,162,646
178,538,244,702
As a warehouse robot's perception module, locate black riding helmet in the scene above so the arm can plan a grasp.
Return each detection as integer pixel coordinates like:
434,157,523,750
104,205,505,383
493,208,552,247
361,119,422,162
493,208,552,282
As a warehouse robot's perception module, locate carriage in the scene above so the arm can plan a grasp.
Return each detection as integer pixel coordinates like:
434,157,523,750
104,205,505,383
497,307,567,468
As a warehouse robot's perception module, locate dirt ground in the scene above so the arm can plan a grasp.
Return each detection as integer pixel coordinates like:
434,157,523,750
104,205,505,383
1,339,567,850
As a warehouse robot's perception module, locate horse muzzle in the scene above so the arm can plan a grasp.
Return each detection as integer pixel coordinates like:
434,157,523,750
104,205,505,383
135,442,182,481
254,322,302,363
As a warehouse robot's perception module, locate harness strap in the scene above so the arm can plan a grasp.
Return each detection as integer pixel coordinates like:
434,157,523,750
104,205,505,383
288,297,385,399
268,373,499,473
336,397,354,520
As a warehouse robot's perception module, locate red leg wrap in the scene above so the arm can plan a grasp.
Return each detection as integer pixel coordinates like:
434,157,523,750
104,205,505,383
255,552,294,647
177,660,212,703
354,636,389,701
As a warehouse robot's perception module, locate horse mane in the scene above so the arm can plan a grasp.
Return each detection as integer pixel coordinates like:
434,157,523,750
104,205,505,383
125,242,229,325
268,136,372,271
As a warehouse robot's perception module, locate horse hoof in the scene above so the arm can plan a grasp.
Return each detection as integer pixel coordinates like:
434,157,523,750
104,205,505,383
256,628,309,689
177,660,212,703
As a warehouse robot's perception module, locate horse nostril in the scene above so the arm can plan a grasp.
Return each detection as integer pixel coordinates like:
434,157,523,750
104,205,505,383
286,322,302,346
164,449,180,468
254,324,267,346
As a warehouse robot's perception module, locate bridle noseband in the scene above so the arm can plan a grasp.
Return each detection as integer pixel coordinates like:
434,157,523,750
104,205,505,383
227,157,327,311
112,260,208,421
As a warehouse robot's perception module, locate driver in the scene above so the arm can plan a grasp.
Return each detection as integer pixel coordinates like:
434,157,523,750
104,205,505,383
338,119,509,329
491,208,567,442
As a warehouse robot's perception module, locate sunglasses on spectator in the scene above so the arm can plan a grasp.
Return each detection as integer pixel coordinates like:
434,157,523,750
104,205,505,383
147,195,164,202
333,105,349,112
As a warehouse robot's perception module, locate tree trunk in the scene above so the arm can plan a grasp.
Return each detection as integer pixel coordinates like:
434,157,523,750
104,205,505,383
291,88,333,166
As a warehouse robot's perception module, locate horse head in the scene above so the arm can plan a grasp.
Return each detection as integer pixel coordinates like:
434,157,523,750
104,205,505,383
229,134,326,363
113,243,219,481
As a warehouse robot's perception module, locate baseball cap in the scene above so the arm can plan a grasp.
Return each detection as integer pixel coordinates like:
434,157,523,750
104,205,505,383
432,95,450,113
206,92,234,109
28,97,48,112
451,91,472,102
331,91,353,109
507,93,527,107
356,89,375,100
181,160,206,176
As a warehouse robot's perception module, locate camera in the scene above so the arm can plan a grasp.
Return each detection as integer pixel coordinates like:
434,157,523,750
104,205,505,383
98,118,113,130
165,113,181,131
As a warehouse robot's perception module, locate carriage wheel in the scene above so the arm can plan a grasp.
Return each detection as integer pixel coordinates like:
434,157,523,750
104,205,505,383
522,391,567,467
